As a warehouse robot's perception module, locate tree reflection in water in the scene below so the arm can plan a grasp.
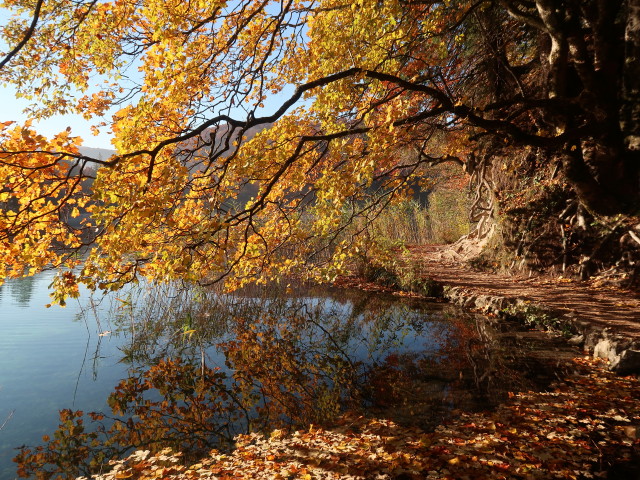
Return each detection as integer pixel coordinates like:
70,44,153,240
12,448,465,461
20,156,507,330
15,283,575,479
1,276,37,307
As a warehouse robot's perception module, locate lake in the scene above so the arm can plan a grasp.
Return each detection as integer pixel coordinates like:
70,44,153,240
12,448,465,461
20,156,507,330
0,272,132,478
0,272,576,479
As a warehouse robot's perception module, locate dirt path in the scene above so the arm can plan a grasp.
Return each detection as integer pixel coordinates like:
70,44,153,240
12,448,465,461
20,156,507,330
405,244,640,339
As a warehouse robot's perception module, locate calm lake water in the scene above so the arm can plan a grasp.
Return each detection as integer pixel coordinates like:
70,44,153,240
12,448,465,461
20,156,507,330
0,272,132,478
0,272,576,479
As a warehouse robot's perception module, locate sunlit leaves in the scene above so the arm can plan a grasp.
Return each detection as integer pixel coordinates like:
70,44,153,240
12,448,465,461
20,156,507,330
0,121,86,283
1,0,481,298
76,358,640,480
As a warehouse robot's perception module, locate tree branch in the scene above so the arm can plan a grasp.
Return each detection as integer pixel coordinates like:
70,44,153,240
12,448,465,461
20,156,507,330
0,0,44,71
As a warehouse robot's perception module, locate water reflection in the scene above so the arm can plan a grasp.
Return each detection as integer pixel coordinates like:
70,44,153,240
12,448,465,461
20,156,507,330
14,283,576,479
1,276,37,306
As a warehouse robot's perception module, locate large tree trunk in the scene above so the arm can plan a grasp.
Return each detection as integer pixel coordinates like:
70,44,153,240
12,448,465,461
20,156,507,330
622,0,640,151
566,137,640,215
537,0,640,215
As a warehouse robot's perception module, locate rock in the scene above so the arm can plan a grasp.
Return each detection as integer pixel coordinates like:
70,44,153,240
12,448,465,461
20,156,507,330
593,338,620,366
623,425,639,440
442,281,640,375
615,349,640,375
568,334,584,346
463,296,477,309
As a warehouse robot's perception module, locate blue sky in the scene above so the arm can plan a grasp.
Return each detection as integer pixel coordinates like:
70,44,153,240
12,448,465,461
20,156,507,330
1,80,300,151
1,84,116,149
1,5,303,152
0,7,115,150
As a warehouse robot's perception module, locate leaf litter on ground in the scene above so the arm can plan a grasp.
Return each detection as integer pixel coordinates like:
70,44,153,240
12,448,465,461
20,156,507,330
81,357,640,480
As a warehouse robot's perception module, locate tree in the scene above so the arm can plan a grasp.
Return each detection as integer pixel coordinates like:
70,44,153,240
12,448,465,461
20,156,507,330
1,0,639,299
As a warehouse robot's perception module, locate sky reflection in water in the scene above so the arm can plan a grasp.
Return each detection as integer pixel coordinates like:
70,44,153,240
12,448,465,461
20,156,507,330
0,275,571,478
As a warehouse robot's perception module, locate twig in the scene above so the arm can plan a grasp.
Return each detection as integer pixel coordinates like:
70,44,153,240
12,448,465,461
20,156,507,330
628,230,640,246
0,410,14,431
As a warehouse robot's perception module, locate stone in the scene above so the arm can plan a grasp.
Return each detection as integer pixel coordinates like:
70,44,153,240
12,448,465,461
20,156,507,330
593,338,620,367
623,425,639,440
615,349,640,375
568,334,584,346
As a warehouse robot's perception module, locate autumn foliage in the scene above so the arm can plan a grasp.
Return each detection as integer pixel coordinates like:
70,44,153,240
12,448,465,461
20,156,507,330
2,0,639,295
19,357,640,480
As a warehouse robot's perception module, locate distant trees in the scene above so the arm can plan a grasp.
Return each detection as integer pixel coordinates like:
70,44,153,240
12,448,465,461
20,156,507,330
1,0,638,296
